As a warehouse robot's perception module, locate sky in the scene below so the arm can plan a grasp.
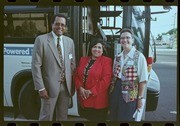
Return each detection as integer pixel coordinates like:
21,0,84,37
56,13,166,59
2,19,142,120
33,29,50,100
103,6,178,37
150,6,177,38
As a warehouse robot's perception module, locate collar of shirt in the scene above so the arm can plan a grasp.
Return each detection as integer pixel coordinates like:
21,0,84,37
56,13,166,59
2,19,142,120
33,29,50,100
122,46,136,60
51,31,63,46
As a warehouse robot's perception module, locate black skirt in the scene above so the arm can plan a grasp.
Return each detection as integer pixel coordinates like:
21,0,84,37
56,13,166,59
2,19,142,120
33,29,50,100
109,79,137,121
79,107,108,121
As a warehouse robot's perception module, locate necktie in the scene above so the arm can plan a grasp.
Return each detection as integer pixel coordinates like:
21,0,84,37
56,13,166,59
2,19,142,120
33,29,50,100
57,37,65,84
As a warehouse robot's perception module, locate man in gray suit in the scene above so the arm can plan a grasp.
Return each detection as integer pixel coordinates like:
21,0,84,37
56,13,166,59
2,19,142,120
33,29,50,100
32,14,76,121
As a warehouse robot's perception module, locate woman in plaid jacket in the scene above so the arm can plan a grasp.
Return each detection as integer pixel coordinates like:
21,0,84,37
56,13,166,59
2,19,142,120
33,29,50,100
109,28,148,121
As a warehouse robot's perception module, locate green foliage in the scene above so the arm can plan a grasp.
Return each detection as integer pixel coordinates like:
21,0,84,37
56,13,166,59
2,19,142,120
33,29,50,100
166,28,177,35
156,34,162,40
156,28,177,40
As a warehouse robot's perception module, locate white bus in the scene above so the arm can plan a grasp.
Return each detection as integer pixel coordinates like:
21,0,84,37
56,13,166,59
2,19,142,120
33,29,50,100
4,5,169,120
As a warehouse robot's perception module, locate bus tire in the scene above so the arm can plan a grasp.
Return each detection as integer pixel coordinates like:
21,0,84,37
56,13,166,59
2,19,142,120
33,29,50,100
18,79,40,120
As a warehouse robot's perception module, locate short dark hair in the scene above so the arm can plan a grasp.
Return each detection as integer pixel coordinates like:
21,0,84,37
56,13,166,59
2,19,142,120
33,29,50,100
119,28,134,38
51,14,67,24
88,37,107,56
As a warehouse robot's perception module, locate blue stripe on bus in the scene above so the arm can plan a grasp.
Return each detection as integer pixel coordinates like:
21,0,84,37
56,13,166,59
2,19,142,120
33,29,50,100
4,47,33,56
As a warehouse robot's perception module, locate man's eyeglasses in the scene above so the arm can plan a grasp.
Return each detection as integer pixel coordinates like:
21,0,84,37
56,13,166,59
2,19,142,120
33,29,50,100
55,23,66,27
120,36,132,40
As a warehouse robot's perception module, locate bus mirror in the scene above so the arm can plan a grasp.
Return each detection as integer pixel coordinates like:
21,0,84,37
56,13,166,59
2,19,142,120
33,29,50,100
151,6,171,15
163,6,172,11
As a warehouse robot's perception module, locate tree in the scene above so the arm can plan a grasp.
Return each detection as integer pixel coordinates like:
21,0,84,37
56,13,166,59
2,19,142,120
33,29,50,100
166,28,176,35
156,34,162,40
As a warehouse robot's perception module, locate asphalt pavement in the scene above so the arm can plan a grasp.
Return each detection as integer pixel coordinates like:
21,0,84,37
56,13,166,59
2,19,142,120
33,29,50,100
145,46,177,121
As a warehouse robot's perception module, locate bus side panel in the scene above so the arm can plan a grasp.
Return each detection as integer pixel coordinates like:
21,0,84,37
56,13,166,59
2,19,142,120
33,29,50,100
4,44,33,106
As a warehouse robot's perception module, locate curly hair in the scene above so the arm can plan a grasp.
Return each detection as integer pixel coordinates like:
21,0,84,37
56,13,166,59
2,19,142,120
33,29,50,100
88,37,107,56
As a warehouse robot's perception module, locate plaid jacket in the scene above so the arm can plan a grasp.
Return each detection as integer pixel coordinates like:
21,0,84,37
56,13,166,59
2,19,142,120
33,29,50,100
113,50,140,103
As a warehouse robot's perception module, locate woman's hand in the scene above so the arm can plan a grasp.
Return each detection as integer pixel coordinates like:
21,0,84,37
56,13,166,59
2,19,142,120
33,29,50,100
79,87,92,100
79,87,86,100
137,99,143,109
84,90,92,98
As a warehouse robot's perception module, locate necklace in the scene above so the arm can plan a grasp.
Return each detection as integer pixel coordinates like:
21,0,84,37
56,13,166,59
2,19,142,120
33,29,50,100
82,58,96,86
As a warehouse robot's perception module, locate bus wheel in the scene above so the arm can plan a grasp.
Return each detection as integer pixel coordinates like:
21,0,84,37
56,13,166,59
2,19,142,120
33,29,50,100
18,79,40,120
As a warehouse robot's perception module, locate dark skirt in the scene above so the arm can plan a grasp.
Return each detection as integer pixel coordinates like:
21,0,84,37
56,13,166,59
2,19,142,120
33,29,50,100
79,107,108,121
109,79,137,121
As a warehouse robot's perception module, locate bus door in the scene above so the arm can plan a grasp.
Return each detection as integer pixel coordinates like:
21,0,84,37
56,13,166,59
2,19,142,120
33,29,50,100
82,6,123,59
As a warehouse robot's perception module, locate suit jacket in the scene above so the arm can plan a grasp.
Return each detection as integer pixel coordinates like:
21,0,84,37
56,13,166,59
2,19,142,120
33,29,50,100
32,32,76,98
74,56,112,109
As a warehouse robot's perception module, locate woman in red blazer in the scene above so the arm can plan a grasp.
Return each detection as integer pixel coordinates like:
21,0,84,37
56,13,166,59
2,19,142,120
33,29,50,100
74,38,112,121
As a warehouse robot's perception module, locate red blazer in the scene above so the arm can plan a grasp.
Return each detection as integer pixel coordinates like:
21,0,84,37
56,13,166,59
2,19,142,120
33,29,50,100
73,56,112,109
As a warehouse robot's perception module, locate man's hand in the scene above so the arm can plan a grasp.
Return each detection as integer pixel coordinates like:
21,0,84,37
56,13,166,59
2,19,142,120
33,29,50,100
39,89,49,99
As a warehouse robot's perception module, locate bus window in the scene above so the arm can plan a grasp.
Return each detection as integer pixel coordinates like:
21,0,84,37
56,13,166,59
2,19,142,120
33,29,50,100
4,13,51,38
